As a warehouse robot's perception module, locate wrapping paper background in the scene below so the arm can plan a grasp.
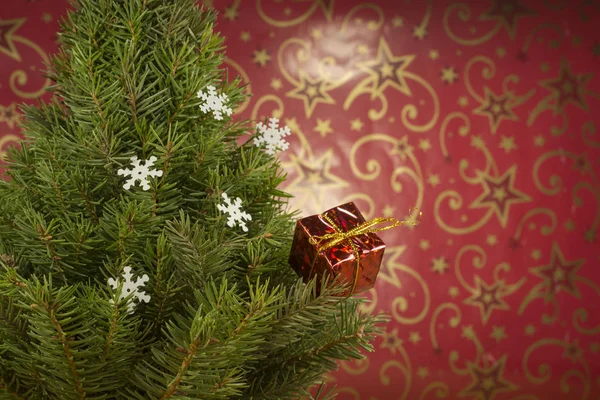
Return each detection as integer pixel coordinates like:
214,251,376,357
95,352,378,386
1,0,600,398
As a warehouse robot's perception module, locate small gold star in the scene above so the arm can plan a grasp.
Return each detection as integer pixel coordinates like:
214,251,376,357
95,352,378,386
417,367,429,379
524,324,536,336
390,136,414,161
313,118,333,138
572,35,581,46
541,63,550,73
490,326,507,342
350,118,364,131
590,343,599,353
382,204,395,217
429,49,439,60
380,327,404,355
283,7,292,16
311,29,322,39
441,67,458,84
449,286,460,298
418,139,431,151
409,331,422,344
356,44,369,55
531,249,542,260
486,234,498,246
496,47,507,58
462,325,476,340
458,96,469,107
427,174,441,187
223,5,239,20
41,12,53,23
460,214,468,222
564,219,575,231
431,257,449,274
420,240,430,250
253,49,271,67
534,135,545,147
271,78,282,91
392,16,404,27
413,25,427,39
240,31,251,42
499,135,517,154
471,135,486,149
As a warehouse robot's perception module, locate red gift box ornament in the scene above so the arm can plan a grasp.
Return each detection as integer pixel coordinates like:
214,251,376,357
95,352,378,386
289,202,421,296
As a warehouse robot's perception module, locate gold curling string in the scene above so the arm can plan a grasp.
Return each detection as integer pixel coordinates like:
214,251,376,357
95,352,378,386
308,208,422,295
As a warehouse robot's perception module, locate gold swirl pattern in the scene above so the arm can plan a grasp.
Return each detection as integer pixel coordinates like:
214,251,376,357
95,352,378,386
2,0,600,398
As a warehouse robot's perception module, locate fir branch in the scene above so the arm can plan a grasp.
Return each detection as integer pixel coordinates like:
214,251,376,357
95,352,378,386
43,302,86,400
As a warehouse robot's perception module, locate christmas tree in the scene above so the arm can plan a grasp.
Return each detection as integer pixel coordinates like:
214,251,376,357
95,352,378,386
0,0,386,399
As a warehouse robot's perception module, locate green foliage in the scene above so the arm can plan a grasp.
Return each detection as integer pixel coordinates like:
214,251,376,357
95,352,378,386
0,0,386,398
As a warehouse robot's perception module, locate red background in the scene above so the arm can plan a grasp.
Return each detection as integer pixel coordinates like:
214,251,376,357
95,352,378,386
2,0,600,398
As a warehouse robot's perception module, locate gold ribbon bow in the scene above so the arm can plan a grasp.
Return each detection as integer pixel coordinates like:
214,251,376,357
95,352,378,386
309,208,422,295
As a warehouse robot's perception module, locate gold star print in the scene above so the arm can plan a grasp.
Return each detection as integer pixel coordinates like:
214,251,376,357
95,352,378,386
41,13,53,23
458,96,469,107
449,287,460,298
286,71,335,118
413,25,427,39
429,49,439,60
461,325,476,340
427,174,441,187
420,240,430,250
564,219,575,231
380,327,404,355
563,341,583,363
499,135,517,154
0,103,21,129
350,118,364,131
460,355,518,399
356,44,369,55
284,149,348,211
540,58,592,113
471,135,486,149
390,136,414,161
490,326,507,343
473,87,518,134
0,18,25,61
572,154,592,175
271,78,282,91
409,331,422,344
530,242,585,303
417,367,429,379
223,5,239,20
531,249,542,260
471,165,531,228
464,277,510,324
441,67,458,84
418,139,431,151
533,135,545,147
431,257,449,274
310,28,322,40
480,0,536,38
382,204,395,217
240,31,251,42
486,234,498,246
524,324,536,336
496,47,506,58
392,16,404,27
283,7,292,16
253,49,271,67
313,118,333,138
357,37,415,98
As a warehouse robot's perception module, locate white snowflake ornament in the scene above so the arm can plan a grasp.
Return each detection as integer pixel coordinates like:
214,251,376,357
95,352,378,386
197,85,233,120
117,156,163,191
217,192,252,232
107,266,150,314
254,117,291,156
